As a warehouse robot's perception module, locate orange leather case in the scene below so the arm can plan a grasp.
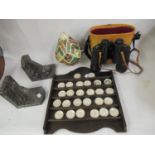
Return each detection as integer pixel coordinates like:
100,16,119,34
89,24,135,51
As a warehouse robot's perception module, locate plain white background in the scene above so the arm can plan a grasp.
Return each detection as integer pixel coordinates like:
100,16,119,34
0,19,154,134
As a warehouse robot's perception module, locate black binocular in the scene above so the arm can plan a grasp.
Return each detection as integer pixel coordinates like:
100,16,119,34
90,39,131,73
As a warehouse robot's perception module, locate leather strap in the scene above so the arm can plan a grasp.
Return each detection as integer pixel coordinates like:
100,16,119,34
120,48,143,74
84,37,91,59
120,32,143,74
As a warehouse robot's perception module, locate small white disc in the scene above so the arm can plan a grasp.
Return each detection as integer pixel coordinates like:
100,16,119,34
62,100,71,107
99,108,109,117
109,107,119,117
84,80,91,86
83,98,92,106
76,81,83,87
104,97,113,105
66,110,75,119
57,82,65,88
88,72,95,78
76,109,86,118
95,88,104,95
54,110,64,120
94,80,102,86
104,79,112,85
53,99,61,107
86,89,95,96
66,82,73,88
94,97,104,105
90,109,99,118
105,88,114,95
73,98,82,107
66,89,74,97
58,90,66,97
74,73,81,79
76,89,85,96
37,93,42,98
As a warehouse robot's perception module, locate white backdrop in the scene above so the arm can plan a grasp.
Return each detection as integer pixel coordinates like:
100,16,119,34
0,19,154,58
0,19,155,134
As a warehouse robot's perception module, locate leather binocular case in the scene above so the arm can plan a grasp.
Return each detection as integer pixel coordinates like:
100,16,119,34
84,24,143,74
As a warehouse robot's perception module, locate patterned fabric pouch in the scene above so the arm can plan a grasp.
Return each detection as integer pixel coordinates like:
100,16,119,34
55,33,82,65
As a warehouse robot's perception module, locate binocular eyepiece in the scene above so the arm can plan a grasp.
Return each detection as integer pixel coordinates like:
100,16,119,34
90,39,131,73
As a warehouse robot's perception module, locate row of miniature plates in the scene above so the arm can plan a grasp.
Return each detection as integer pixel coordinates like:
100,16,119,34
52,96,114,108
57,87,114,97
54,107,119,120
57,78,112,88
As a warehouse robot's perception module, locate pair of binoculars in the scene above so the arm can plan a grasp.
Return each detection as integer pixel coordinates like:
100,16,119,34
90,39,131,73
